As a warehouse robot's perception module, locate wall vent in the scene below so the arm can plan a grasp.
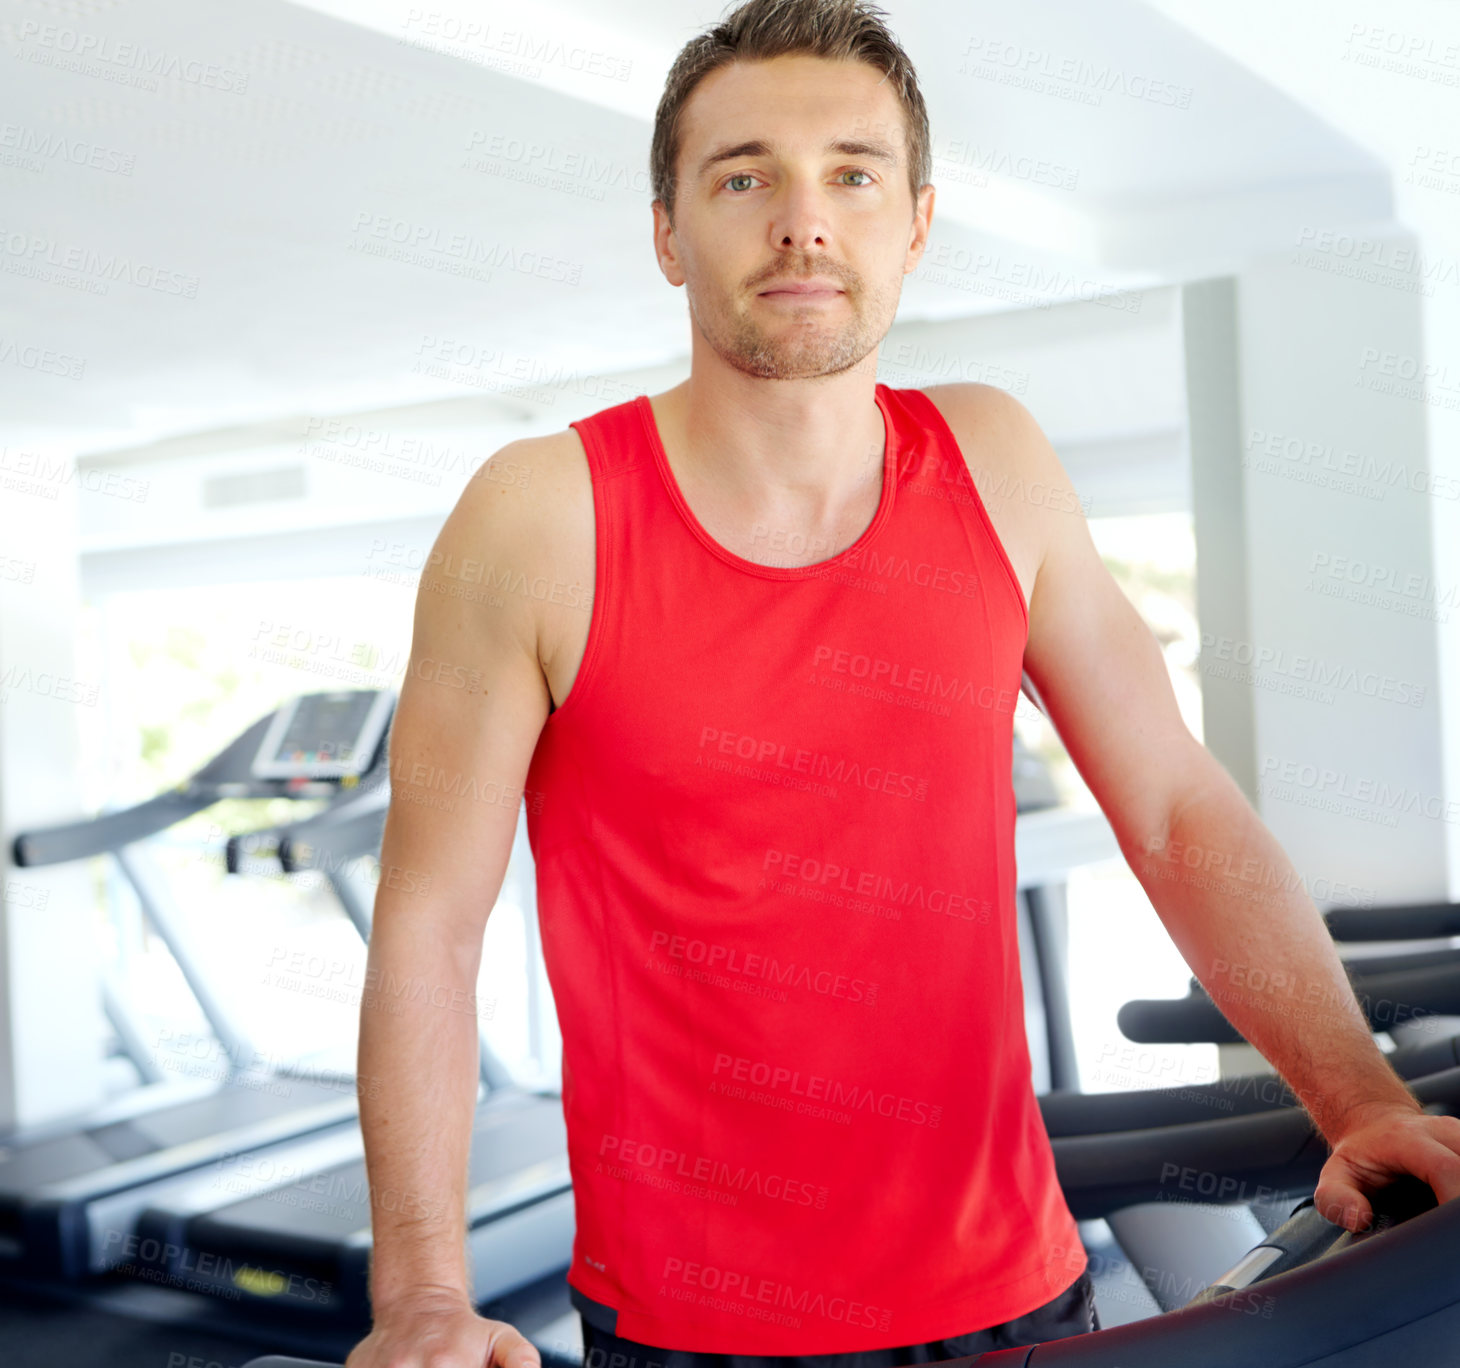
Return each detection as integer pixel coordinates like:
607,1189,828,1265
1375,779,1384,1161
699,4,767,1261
202,465,307,508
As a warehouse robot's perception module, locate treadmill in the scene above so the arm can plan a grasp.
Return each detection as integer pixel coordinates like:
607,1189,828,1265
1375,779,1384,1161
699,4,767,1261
0,689,394,1281
240,1060,1460,1367
1107,898,1460,1309
129,762,574,1323
1015,1062,1460,1365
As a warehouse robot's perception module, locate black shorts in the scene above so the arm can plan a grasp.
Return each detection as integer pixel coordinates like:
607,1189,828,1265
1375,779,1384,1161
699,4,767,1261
578,1270,1100,1368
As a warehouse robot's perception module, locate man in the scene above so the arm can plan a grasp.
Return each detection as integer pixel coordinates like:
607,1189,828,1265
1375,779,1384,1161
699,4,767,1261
346,2,1460,1366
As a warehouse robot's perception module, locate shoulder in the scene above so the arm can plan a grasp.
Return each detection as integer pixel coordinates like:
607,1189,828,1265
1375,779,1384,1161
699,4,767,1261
907,382,1089,611
914,382,1049,463
450,424,591,549
426,424,593,631
448,424,596,674
468,423,589,499
913,380,1082,512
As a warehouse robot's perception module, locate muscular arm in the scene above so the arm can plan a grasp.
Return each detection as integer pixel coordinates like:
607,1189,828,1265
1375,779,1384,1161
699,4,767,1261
1135,779,1421,1140
941,382,1419,1144
360,440,556,1315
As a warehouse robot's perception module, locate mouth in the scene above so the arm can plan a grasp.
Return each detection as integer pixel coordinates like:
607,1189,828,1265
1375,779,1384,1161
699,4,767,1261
757,282,845,299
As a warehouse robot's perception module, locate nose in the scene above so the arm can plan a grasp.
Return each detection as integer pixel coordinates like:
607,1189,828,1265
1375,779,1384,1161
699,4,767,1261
769,177,833,253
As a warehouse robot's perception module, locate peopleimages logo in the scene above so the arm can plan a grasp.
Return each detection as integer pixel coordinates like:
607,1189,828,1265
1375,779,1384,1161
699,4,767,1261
811,643,1020,715
645,928,878,1006
597,1133,829,1210
1259,755,1460,826
710,1053,944,1128
762,848,993,923
696,726,930,802
1199,632,1427,708
834,541,983,596
660,1255,893,1333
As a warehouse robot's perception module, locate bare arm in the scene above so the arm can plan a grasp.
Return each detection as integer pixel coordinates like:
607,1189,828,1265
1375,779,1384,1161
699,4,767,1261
1133,774,1421,1139
353,440,555,1356
973,382,1420,1142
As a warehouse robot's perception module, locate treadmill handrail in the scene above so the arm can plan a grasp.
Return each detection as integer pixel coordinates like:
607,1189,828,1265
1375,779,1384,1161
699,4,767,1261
1325,900,1460,942
1120,958,1460,1044
1052,1063,1460,1220
12,789,218,868
1183,944,1460,997
1039,1029,1460,1137
13,711,287,867
224,771,390,873
283,789,390,872
13,696,393,868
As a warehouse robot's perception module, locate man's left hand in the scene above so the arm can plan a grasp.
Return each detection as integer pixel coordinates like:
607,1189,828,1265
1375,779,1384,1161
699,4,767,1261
1313,1104,1460,1232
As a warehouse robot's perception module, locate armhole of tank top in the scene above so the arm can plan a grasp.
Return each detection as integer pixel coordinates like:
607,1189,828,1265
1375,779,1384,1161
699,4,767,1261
906,386,1031,635
543,418,611,727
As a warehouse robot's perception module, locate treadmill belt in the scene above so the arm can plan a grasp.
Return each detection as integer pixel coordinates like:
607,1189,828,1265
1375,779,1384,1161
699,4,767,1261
133,1077,352,1149
85,1122,158,1164
191,1094,567,1243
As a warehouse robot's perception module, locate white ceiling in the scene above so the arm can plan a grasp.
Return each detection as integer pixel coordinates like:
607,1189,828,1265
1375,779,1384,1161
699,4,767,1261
2,0,1390,457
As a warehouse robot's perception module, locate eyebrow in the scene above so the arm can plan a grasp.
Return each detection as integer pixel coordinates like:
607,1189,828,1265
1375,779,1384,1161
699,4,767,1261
695,136,900,181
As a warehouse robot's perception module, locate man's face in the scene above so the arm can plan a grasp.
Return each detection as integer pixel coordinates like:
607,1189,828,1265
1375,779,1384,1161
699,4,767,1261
653,54,933,382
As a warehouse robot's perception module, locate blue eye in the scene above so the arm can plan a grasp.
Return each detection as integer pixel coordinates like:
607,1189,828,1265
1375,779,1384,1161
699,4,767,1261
721,168,875,193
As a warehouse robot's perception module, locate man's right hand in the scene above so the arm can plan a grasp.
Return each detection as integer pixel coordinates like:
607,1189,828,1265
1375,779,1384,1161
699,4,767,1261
345,1290,544,1368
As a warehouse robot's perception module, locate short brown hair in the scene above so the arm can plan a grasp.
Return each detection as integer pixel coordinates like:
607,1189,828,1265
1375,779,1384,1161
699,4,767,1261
650,0,931,226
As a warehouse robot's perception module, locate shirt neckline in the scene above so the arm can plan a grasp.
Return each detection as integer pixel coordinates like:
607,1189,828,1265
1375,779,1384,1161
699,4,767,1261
635,384,898,581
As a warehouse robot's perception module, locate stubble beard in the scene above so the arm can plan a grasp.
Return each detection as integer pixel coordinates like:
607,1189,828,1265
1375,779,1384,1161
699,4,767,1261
690,281,879,381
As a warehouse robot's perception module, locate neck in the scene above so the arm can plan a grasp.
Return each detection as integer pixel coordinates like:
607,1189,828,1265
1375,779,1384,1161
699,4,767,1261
658,369,887,521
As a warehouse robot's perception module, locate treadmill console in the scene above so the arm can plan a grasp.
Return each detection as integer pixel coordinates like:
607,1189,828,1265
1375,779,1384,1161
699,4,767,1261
251,691,393,781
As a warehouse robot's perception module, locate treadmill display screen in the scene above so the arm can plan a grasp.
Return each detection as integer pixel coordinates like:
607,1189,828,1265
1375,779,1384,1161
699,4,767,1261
252,691,390,779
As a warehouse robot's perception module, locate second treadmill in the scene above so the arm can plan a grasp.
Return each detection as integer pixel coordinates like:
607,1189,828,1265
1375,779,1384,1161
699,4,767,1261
131,763,573,1321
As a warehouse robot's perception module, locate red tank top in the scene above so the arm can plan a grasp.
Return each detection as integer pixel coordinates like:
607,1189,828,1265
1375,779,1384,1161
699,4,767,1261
524,383,1084,1354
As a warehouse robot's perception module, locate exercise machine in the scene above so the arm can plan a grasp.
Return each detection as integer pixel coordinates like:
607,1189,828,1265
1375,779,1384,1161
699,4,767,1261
1108,893,1460,1307
236,1060,1460,1367
0,690,392,1281
127,751,573,1322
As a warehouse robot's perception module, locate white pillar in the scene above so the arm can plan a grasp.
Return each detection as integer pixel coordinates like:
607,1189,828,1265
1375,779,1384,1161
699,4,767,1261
1425,266,1460,900
0,444,106,1127
1185,241,1450,909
